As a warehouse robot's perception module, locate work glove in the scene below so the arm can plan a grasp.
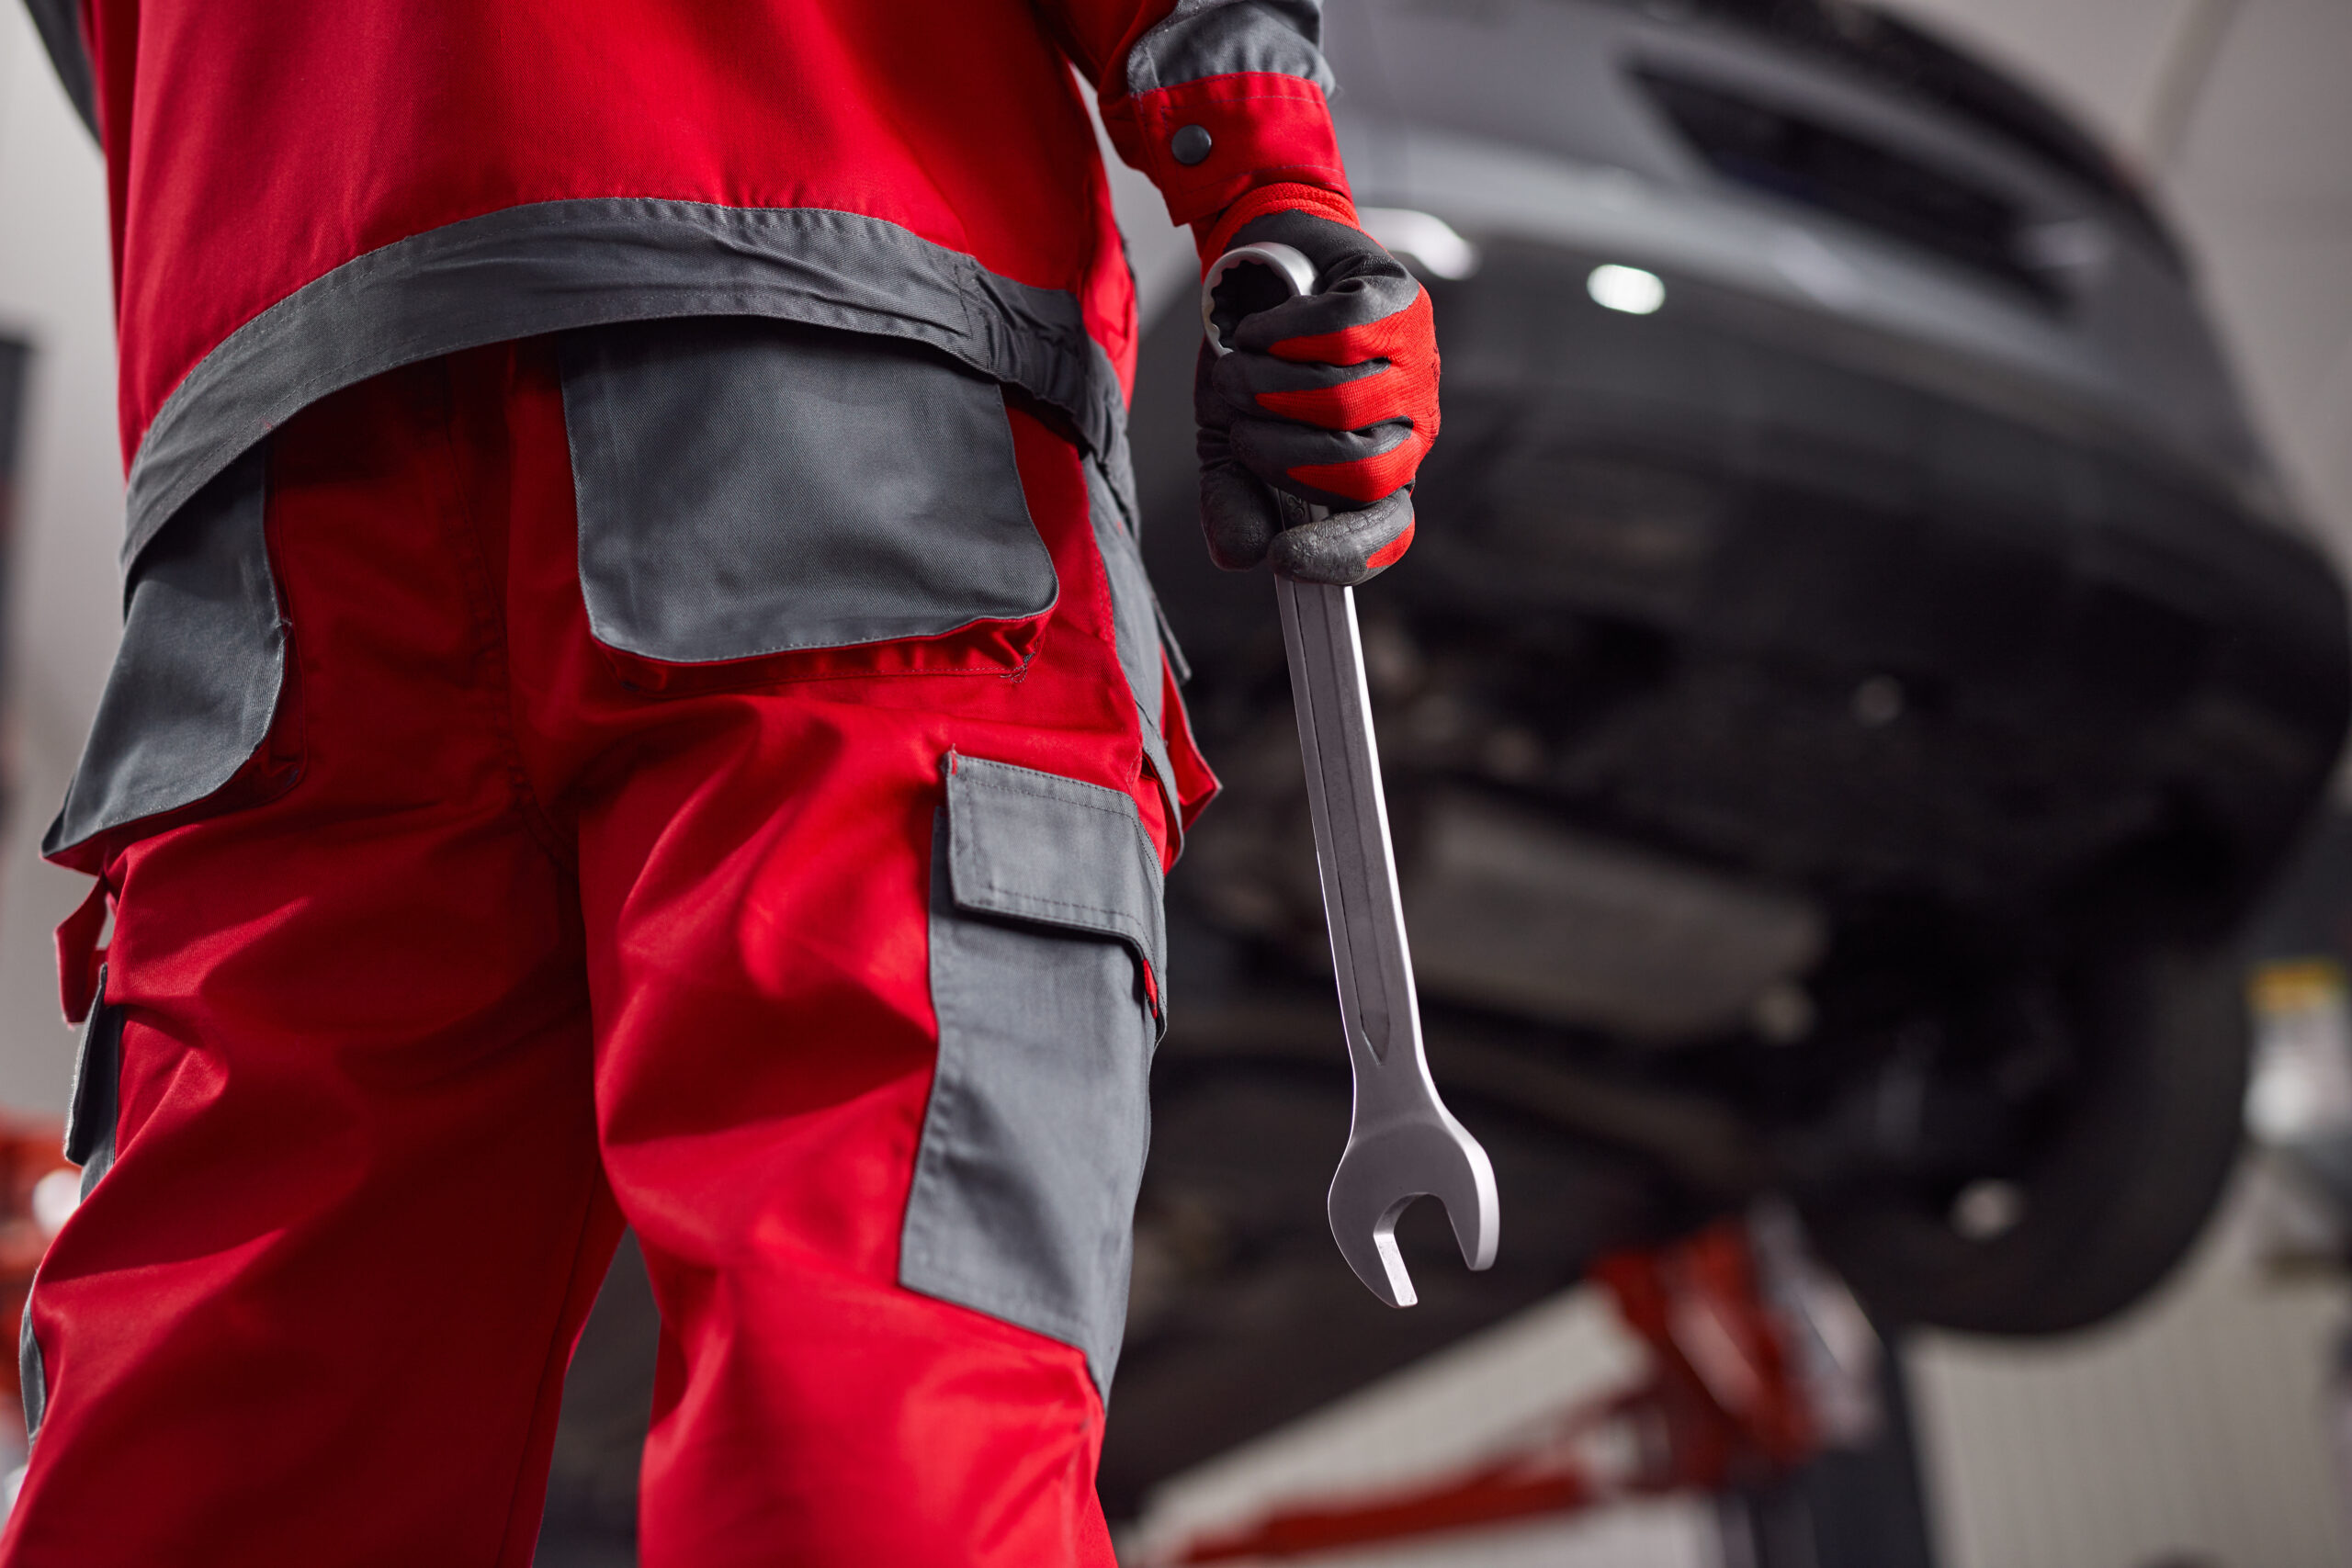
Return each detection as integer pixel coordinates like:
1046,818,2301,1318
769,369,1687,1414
1195,205,1442,586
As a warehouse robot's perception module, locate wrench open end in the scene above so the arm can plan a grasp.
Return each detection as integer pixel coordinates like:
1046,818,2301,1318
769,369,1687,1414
1327,1112,1501,1309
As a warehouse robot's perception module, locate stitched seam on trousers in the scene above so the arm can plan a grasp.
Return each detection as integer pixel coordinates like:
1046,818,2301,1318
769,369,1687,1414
960,774,1137,828
969,886,1147,935
903,1255,1096,1348
424,359,572,874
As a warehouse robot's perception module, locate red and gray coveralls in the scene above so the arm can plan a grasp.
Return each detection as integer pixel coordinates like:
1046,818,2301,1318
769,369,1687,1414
6,0,1437,1562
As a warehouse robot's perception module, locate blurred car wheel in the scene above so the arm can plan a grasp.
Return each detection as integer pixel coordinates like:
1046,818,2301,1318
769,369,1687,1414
1804,942,2248,1334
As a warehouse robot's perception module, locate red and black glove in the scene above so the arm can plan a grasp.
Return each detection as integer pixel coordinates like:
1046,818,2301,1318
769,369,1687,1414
1194,198,1442,585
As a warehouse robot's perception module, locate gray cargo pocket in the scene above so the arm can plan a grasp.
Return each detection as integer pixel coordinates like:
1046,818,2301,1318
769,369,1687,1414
43,447,287,859
560,318,1059,670
900,753,1165,1396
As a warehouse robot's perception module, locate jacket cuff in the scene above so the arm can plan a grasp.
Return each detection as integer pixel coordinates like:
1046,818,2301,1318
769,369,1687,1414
1191,182,1363,270
1102,72,1351,230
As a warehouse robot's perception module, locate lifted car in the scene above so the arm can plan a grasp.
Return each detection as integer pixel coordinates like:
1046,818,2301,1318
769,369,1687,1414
1103,0,2348,1516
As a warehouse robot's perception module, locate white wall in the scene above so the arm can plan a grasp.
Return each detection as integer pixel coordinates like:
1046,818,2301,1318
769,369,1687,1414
1908,1169,2351,1568
0,4,130,1114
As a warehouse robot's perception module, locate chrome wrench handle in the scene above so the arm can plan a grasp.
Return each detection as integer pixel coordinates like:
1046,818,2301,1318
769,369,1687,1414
1276,575,1499,1304
1206,243,1500,1307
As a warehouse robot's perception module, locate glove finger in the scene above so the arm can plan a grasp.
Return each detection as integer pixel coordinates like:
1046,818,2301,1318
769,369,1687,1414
1230,413,1429,509
1212,352,1414,433
1228,276,1423,361
1269,491,1419,585
1199,460,1291,571
1193,336,1238,431
1254,288,1439,386
1222,210,1421,358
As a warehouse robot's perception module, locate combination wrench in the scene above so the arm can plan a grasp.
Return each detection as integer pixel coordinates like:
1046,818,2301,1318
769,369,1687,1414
1202,243,1500,1307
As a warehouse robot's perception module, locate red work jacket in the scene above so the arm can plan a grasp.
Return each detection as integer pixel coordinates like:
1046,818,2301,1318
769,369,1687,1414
25,0,1340,857
22,0,1350,570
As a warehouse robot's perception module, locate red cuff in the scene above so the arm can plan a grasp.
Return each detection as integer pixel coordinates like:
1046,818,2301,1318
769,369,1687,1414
1102,72,1351,229
1192,181,1361,270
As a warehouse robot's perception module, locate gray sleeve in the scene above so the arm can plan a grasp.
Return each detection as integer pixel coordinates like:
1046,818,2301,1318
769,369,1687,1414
1124,0,1336,97
21,0,99,141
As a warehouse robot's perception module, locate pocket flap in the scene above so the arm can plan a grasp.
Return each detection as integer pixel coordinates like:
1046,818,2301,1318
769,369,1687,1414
944,753,1164,991
562,319,1057,671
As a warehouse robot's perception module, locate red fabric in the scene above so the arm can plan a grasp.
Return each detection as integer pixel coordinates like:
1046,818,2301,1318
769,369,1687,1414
79,0,1350,469
87,0,1102,464
1103,74,1351,229
51,878,107,1027
1158,655,1222,828
6,343,1200,1567
1270,283,1440,506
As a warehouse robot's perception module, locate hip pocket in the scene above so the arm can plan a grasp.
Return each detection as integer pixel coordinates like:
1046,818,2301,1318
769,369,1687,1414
44,446,296,866
559,318,1060,691
900,751,1165,1395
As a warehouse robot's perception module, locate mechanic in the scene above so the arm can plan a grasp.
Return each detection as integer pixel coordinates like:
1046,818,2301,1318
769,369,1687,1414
3,0,1438,1562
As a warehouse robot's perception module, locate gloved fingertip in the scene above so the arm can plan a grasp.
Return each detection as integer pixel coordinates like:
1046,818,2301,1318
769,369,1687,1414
1269,532,1381,585
1266,492,1415,585
1204,531,1279,573
1199,466,1280,571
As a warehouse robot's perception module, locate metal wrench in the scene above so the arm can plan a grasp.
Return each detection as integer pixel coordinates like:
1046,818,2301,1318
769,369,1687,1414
1203,243,1500,1307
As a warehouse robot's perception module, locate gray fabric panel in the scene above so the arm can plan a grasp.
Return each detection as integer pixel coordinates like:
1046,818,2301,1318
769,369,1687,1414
902,759,1165,1393
1153,592,1195,687
1125,0,1336,96
561,320,1057,663
20,0,97,141
65,976,121,1198
943,755,1164,983
1136,717,1182,866
122,200,1127,570
963,266,1135,511
44,448,280,855
18,1296,44,1439
1082,453,1188,847
1084,457,1165,739
63,966,115,1171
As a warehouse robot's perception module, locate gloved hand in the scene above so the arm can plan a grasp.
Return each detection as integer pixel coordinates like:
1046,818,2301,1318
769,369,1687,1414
1194,202,1441,586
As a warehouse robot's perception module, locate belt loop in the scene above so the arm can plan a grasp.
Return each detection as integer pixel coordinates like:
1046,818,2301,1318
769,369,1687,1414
56,876,111,1027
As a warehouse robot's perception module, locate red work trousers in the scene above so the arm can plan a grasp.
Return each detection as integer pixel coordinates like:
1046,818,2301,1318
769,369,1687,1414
5,342,1187,1564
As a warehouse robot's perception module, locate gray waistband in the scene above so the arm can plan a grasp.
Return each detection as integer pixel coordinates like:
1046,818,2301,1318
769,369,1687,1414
124,198,1133,571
